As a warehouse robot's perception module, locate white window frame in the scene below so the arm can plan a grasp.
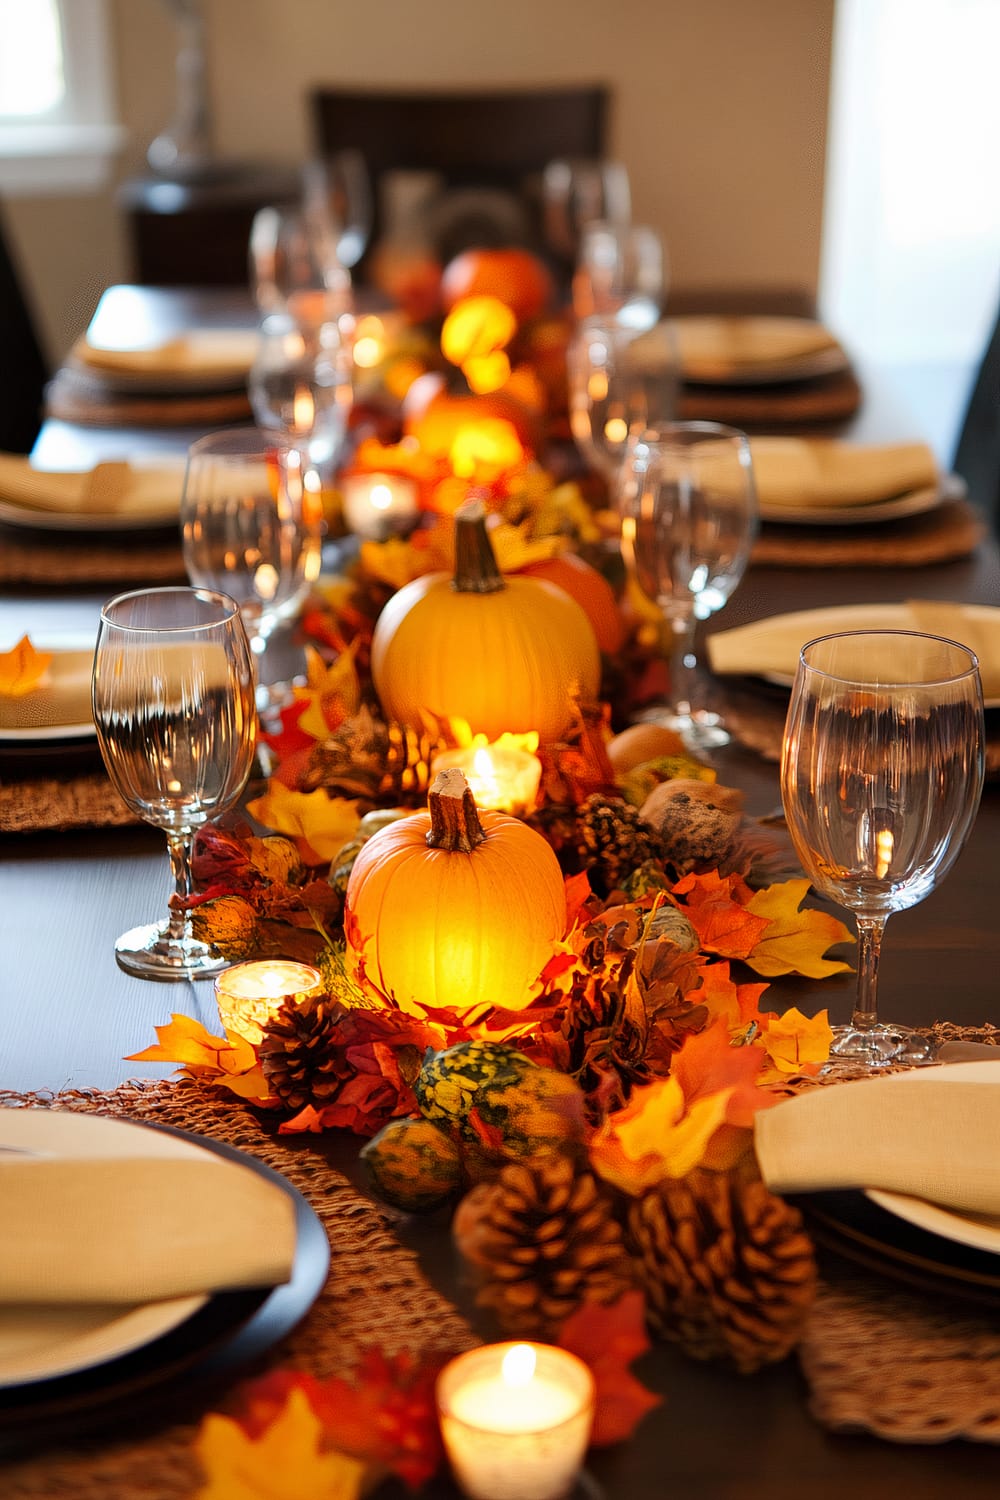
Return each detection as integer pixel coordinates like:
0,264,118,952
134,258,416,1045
0,0,125,194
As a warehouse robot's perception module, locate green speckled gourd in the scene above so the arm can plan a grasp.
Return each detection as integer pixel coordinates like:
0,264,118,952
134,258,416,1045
360,1116,463,1213
415,1041,587,1180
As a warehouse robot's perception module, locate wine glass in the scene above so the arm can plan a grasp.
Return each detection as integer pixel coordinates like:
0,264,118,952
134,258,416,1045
92,586,257,981
619,421,757,748
573,221,666,334
542,157,631,281
567,318,679,489
301,149,373,272
248,202,352,327
248,312,353,478
180,428,325,715
780,630,985,1070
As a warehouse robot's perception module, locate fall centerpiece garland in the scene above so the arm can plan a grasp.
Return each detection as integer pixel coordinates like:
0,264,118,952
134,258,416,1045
130,249,856,1492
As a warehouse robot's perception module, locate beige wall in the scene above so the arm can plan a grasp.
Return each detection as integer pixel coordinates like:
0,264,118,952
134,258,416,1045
5,0,834,363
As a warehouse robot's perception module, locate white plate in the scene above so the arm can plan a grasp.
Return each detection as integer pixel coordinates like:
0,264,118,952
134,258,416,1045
0,494,179,535
865,1061,1000,1257
0,1110,213,1387
0,632,96,745
758,474,963,528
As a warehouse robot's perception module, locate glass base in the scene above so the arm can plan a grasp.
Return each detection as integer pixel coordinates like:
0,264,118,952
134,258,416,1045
825,1022,938,1072
114,922,227,982
633,703,732,751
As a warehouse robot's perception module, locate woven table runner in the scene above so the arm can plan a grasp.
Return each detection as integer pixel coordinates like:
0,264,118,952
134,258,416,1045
752,497,986,569
0,770,139,834
0,529,186,587
0,1080,476,1498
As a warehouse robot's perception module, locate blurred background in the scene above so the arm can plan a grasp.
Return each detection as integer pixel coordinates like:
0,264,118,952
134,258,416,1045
1,0,997,463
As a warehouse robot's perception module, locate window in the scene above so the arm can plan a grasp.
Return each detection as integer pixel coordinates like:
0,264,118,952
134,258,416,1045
0,0,124,193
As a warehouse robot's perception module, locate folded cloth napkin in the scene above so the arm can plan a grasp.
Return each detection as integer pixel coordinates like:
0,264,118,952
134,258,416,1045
706,600,1000,699
0,1154,296,1303
0,453,184,520
0,645,93,731
748,437,939,511
75,328,258,383
754,1066,1000,1216
670,316,841,379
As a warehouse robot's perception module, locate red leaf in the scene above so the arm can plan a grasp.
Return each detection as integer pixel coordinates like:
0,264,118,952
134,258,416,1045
558,1291,662,1446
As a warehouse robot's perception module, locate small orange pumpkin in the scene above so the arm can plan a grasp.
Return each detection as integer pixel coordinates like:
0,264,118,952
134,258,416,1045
344,768,566,1016
440,248,554,323
517,552,627,656
370,499,601,743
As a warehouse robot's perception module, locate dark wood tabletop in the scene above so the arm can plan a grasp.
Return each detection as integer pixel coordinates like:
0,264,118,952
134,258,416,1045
1,286,998,1495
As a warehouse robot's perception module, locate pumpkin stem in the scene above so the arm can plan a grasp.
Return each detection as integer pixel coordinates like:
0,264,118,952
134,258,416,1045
453,498,506,595
426,768,487,852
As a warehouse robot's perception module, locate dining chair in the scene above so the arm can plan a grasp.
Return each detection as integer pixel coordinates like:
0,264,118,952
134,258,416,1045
951,292,1000,529
307,85,609,273
0,204,49,454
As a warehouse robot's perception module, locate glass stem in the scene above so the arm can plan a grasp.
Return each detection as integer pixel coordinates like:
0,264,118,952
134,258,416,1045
851,914,888,1032
165,830,195,942
666,610,697,721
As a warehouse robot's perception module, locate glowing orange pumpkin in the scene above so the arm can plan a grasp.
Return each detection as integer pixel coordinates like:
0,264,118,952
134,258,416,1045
517,552,627,656
370,500,601,743
344,768,566,1015
405,386,542,460
440,248,554,323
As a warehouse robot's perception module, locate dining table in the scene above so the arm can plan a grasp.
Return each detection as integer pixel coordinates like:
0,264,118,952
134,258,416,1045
1,283,998,1498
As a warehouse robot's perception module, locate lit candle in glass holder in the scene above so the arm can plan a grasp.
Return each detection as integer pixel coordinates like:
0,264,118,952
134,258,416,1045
437,1342,595,1500
341,471,420,540
214,959,324,1044
431,740,542,816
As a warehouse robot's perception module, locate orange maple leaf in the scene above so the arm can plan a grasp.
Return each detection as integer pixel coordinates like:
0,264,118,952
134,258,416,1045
589,1075,734,1194
674,870,770,959
743,879,854,978
126,1014,272,1104
558,1291,662,1445
0,635,53,696
760,1005,833,1075
246,782,361,866
695,961,773,1039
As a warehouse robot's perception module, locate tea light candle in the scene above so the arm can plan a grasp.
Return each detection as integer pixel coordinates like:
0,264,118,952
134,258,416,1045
430,742,542,816
341,471,420,540
437,1342,595,1500
214,959,324,1044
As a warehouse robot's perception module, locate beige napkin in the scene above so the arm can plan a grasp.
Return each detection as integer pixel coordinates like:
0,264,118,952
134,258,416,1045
0,647,94,731
671,316,840,379
75,328,258,382
755,1066,1000,1216
0,453,184,520
0,1155,296,1303
749,438,938,511
707,601,1000,699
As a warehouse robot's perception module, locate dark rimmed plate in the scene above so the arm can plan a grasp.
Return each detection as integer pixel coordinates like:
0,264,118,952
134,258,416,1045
0,1120,330,1449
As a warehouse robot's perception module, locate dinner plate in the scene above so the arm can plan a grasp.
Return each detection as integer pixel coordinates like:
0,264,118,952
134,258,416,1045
0,493,180,535
758,474,963,528
0,1112,329,1441
674,316,850,387
74,328,258,395
0,633,96,745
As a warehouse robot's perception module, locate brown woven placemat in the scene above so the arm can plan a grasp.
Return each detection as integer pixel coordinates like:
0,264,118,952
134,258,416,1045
752,496,987,569
0,1080,476,1498
45,367,252,428
0,529,186,587
679,366,862,429
0,770,139,833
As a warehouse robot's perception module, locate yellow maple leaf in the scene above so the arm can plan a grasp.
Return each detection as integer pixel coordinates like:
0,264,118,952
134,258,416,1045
294,644,361,741
762,1006,834,1074
589,1076,735,1195
742,879,854,978
0,635,53,696
489,520,564,573
246,782,361,865
358,536,429,591
194,1387,367,1500
126,1014,273,1102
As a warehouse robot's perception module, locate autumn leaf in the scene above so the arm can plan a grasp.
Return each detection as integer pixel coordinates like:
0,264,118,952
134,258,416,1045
589,1075,734,1194
126,1014,272,1104
0,635,53,696
294,644,362,742
558,1291,662,1445
761,1005,833,1075
246,781,361,865
695,961,773,1039
743,879,854,978
193,1386,367,1500
674,870,770,959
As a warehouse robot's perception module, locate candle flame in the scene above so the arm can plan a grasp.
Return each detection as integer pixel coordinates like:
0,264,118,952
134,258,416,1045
369,482,394,512
293,386,315,430
501,1344,537,1388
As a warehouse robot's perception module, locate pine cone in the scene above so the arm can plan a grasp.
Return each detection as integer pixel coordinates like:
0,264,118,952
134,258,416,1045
258,991,347,1111
574,794,665,896
454,1153,634,1340
626,1166,817,1373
